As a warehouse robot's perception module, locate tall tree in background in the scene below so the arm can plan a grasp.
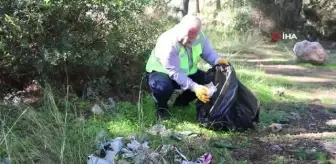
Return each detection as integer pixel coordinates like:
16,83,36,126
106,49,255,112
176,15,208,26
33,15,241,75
216,0,221,10
196,0,200,13
182,0,189,16
274,0,303,28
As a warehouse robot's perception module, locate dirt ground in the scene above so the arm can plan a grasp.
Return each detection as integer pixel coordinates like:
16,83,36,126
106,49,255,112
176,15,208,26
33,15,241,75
228,41,336,163
230,105,336,163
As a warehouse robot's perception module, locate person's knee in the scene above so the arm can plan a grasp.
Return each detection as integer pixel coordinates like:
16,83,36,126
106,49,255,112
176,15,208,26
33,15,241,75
150,80,174,95
148,73,174,96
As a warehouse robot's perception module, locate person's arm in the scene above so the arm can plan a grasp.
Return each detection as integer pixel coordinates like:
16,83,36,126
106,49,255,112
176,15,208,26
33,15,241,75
156,40,199,91
200,34,221,66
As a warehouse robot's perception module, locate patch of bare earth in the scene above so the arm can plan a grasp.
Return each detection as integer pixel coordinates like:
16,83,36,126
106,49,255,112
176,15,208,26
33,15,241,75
229,42,336,163
230,103,336,163
259,64,336,87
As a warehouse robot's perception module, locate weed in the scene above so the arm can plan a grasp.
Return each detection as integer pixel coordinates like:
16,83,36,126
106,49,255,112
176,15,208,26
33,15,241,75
1,19,335,164
273,155,286,164
0,86,95,163
297,147,307,160
316,151,328,161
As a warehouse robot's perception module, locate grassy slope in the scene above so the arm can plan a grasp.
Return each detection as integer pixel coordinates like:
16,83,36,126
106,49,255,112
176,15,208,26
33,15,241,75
1,30,336,163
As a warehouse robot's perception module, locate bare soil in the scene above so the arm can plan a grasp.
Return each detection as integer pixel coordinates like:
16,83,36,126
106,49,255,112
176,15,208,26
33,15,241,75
228,102,336,163
229,41,336,163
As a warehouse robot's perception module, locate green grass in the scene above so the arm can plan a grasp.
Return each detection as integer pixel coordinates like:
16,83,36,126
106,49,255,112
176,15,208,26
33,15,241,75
0,86,97,163
204,28,265,56
0,66,305,163
0,31,269,163
1,27,336,163
297,61,336,70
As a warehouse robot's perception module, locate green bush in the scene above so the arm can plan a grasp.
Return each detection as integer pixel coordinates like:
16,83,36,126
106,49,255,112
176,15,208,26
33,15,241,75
0,0,170,99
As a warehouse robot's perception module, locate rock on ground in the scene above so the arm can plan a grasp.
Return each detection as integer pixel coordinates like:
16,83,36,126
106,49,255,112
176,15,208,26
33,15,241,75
269,145,283,152
92,104,104,115
293,40,328,65
322,141,336,159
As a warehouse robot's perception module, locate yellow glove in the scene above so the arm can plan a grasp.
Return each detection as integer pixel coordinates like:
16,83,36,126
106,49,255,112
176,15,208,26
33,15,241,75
216,58,229,65
193,85,210,103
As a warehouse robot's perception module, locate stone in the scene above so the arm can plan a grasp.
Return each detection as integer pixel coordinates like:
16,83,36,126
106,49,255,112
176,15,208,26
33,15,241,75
297,128,307,133
293,40,328,65
308,123,317,129
270,145,283,151
272,87,285,96
269,123,282,132
326,119,336,127
91,104,104,115
322,142,336,156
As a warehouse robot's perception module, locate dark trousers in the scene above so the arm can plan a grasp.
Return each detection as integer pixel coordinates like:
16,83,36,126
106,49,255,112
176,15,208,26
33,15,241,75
146,70,210,110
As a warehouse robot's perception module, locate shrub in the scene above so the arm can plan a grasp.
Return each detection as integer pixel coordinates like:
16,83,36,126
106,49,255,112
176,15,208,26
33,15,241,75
0,0,170,99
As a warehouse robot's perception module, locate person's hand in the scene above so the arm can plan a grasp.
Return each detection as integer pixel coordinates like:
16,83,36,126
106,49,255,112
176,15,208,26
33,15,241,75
216,58,229,65
194,85,210,103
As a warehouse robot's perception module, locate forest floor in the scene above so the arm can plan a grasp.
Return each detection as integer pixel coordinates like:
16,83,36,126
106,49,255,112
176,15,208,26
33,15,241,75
214,40,336,163
1,33,336,164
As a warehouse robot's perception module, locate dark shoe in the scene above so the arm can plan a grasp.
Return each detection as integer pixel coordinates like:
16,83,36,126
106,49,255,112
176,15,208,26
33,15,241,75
157,107,170,121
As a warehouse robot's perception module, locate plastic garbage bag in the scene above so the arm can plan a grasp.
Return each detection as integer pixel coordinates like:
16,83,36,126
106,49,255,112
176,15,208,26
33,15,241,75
205,82,218,97
196,64,260,131
172,145,212,164
87,137,123,164
122,138,150,159
87,135,214,164
0,158,11,164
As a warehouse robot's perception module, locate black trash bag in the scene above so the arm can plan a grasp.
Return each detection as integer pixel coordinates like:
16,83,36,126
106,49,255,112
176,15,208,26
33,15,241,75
196,64,260,131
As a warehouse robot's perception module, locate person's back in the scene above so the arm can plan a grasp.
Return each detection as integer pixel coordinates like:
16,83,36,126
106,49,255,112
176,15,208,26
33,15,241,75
151,26,180,60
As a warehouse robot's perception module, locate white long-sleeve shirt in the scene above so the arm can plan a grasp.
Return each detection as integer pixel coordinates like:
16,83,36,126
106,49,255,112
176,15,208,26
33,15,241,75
152,26,220,91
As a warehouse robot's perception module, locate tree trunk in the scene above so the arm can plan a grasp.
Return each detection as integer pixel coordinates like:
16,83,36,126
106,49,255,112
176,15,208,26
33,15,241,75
196,0,200,13
216,0,221,10
182,0,189,16
275,0,303,28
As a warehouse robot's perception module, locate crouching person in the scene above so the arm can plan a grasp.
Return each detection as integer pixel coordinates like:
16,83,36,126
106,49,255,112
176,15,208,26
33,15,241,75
145,15,229,121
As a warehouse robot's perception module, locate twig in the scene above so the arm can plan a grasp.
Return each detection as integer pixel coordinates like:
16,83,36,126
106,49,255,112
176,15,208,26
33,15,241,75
137,74,146,129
